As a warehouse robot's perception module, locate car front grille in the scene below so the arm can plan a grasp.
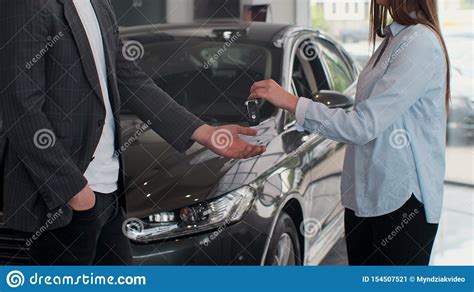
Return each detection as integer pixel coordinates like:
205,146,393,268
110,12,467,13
0,229,31,265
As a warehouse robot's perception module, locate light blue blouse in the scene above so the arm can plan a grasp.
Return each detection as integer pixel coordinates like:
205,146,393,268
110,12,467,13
295,22,447,223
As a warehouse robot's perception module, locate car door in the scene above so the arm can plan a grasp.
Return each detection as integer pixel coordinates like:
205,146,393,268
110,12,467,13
285,35,353,264
307,36,361,264
316,37,358,95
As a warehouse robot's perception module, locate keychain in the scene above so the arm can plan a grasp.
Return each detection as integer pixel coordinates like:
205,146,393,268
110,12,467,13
245,100,260,126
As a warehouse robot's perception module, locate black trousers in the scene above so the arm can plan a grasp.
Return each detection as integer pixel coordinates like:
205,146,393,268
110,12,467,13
28,192,132,265
344,195,439,266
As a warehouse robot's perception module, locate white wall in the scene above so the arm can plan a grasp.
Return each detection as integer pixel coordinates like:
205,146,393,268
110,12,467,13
318,0,369,21
294,0,311,26
163,0,311,25
166,0,194,24
241,0,310,25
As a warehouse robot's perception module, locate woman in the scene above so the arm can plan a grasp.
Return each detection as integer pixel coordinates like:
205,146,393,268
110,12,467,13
249,0,450,266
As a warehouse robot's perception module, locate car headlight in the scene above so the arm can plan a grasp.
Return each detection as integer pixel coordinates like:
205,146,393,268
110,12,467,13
125,186,256,243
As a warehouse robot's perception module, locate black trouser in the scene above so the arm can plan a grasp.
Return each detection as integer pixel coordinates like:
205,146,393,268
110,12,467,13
28,192,132,265
344,195,439,266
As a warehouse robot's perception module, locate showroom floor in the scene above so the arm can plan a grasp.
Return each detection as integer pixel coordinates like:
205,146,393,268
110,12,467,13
319,183,474,266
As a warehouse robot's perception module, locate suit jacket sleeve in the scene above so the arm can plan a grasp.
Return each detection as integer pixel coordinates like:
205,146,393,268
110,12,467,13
0,0,87,210
115,36,205,153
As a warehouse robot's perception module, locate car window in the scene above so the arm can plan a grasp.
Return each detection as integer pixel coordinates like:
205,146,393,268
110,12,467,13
286,38,330,127
292,38,332,96
296,38,331,94
318,39,354,92
131,36,280,125
284,80,299,127
292,54,314,98
340,49,358,75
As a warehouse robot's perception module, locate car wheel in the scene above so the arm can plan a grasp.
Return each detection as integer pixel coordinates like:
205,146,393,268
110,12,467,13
265,212,302,266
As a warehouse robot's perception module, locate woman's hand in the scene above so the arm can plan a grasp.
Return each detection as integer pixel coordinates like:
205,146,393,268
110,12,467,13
249,79,299,113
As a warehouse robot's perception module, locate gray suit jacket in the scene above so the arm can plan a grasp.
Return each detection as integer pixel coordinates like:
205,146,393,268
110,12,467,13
0,0,204,232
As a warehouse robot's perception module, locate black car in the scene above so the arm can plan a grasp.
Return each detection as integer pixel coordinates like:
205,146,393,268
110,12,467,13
0,21,359,266
119,21,359,265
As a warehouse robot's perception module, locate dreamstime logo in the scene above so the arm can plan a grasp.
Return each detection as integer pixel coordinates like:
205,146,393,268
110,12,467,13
6,270,25,288
114,120,152,157
381,31,420,69
300,218,321,238
389,129,410,149
25,209,64,247
381,208,419,247
210,129,233,150
122,217,144,238
199,216,233,247
33,129,56,149
26,32,64,70
299,40,322,61
203,31,241,69
122,40,144,61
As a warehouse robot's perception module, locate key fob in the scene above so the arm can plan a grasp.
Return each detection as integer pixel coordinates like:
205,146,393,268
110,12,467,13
245,100,260,126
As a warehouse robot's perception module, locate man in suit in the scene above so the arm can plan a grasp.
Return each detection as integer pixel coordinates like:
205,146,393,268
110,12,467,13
0,0,265,265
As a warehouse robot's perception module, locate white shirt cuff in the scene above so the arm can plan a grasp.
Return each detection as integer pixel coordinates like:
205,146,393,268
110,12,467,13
295,97,311,128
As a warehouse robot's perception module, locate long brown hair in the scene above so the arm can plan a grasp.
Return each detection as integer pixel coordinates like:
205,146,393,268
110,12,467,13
370,0,451,109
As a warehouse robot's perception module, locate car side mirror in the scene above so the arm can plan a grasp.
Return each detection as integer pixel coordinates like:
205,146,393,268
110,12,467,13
313,90,354,109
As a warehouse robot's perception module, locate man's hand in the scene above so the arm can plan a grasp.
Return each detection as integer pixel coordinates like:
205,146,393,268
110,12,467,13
68,185,96,211
192,124,266,159
249,79,300,113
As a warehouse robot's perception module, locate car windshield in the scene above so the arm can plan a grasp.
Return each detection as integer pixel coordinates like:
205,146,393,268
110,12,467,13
134,34,281,124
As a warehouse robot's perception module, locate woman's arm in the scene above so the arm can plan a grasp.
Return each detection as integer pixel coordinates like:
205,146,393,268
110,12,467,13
249,26,446,145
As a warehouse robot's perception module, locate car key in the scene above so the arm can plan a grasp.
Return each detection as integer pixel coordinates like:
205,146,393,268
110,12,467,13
245,100,260,126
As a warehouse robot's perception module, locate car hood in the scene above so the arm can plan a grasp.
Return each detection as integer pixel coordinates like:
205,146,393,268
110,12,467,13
121,116,278,219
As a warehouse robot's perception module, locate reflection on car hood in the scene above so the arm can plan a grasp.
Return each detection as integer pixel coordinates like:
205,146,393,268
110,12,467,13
121,117,278,219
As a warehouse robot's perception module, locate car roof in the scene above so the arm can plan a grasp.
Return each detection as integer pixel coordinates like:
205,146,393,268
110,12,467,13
119,21,303,44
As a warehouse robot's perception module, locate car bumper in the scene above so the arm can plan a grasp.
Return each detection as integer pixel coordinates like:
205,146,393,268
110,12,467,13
130,220,268,265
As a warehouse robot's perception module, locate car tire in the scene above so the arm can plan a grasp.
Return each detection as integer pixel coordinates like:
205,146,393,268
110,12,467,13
265,212,302,266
